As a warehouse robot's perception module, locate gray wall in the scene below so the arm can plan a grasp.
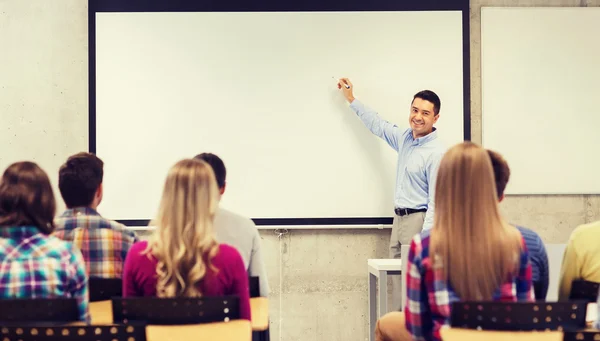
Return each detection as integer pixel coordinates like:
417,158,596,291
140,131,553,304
1,0,599,340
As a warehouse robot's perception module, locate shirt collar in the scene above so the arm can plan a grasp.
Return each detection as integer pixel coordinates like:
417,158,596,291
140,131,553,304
60,207,101,218
410,127,439,146
0,226,43,239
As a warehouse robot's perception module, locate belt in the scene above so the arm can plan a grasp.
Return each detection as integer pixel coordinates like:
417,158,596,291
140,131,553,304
394,207,427,217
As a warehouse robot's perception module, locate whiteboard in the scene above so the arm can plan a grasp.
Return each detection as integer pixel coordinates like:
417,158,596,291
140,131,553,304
94,11,464,221
481,7,600,194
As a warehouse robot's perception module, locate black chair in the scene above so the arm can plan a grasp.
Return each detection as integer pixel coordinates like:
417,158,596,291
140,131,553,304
249,276,260,298
450,301,588,331
0,323,146,341
568,280,600,303
564,331,600,341
89,278,123,302
0,298,79,323
112,296,240,325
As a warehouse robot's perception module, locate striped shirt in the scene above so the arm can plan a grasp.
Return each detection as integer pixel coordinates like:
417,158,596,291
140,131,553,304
405,231,534,341
516,226,549,300
0,226,89,321
54,207,138,279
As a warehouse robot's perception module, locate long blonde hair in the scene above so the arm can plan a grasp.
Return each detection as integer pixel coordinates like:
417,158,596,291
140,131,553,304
429,142,522,300
146,159,220,297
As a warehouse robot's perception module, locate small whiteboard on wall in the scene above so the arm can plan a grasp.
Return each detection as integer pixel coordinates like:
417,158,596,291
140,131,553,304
481,7,600,195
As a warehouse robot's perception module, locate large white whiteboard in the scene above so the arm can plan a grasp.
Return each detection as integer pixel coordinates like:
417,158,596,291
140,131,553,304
94,11,464,221
481,7,600,195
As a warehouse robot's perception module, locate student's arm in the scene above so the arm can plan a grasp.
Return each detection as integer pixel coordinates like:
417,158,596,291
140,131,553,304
422,152,443,231
535,238,550,300
248,228,270,297
338,78,401,151
122,242,144,297
67,245,90,322
228,248,252,320
404,236,432,341
516,243,535,301
558,236,581,301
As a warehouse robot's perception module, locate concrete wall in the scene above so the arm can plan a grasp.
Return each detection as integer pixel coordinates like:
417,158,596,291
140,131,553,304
1,0,599,340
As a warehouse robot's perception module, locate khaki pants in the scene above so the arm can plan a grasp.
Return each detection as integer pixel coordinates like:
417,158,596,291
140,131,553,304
390,212,425,310
375,311,413,341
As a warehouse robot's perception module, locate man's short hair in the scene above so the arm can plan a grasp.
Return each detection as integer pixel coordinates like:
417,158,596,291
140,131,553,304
58,152,104,208
487,149,510,198
193,153,226,189
413,90,441,115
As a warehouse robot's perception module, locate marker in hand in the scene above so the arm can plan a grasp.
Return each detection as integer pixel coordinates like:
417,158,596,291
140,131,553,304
334,76,351,89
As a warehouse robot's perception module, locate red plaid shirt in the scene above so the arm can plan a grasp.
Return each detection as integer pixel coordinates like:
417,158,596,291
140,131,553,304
405,231,534,341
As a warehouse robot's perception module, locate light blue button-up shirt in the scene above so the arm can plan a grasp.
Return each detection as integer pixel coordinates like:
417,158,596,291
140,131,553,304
350,100,446,230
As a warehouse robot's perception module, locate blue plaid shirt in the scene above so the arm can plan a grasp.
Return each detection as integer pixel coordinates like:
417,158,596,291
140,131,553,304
0,226,89,321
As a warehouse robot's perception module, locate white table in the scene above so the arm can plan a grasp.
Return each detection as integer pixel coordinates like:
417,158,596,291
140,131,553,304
368,259,403,341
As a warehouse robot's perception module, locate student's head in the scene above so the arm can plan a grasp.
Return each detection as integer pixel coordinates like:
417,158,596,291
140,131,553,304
149,158,219,297
487,149,510,202
0,162,56,234
409,90,441,138
430,142,521,300
58,152,104,209
193,153,226,195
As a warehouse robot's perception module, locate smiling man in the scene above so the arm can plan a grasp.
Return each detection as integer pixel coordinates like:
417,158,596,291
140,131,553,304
338,78,446,309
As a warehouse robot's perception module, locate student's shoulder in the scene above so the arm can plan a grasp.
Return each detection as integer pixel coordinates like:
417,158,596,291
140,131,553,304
104,219,138,239
515,226,544,244
214,243,245,266
216,208,257,230
127,241,150,259
570,220,600,242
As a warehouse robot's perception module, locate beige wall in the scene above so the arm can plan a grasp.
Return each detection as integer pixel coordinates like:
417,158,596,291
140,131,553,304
1,0,599,340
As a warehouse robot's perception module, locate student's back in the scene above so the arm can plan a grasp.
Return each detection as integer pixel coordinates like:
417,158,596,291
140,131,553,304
122,159,251,320
214,207,269,296
0,162,89,321
195,153,269,297
53,153,138,279
404,143,533,341
559,220,600,300
124,242,248,302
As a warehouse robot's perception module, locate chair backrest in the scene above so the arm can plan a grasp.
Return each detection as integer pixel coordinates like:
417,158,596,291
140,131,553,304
112,296,240,325
89,278,123,302
0,298,79,323
0,323,146,341
568,280,600,303
249,277,260,298
450,301,588,331
564,331,600,341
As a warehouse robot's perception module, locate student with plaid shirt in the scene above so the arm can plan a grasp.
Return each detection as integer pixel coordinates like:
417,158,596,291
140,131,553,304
375,143,534,341
0,162,89,321
54,153,138,279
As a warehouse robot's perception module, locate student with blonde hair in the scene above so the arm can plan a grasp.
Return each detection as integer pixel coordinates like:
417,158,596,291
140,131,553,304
375,142,534,341
122,159,250,320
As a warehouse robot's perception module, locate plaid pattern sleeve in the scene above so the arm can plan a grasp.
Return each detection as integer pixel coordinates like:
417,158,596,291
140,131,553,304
54,208,139,279
65,244,90,321
515,241,535,301
0,226,90,322
404,233,433,341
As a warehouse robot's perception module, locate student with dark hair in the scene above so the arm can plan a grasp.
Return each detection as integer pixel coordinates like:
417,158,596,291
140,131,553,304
54,152,138,279
194,153,269,297
0,162,89,321
337,78,446,308
487,149,549,300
